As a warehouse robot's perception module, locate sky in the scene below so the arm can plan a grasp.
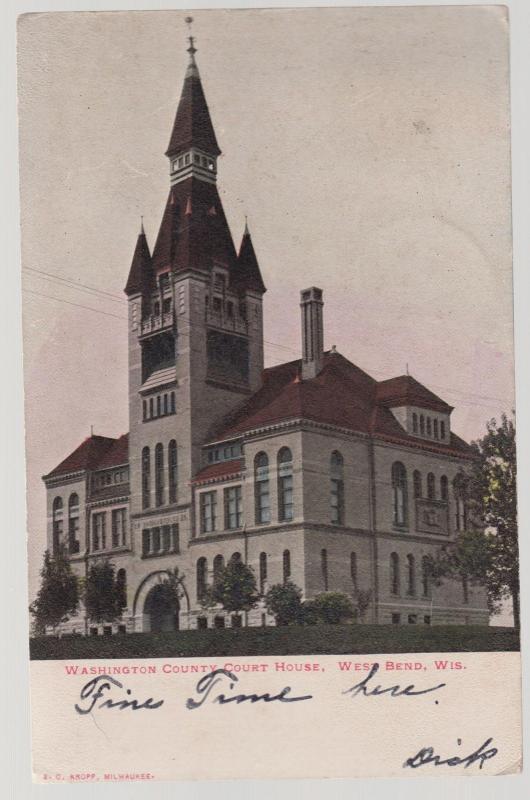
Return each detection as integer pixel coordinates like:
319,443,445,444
18,7,513,605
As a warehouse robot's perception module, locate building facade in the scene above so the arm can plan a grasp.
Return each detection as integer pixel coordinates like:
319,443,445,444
42,42,489,634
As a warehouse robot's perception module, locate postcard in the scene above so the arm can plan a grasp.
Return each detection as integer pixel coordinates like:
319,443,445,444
18,6,521,782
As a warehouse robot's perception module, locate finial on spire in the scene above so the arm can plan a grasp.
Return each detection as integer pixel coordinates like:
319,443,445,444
185,16,197,55
244,215,249,235
140,215,145,235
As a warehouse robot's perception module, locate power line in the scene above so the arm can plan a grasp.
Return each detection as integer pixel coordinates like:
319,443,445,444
23,266,125,302
22,289,128,321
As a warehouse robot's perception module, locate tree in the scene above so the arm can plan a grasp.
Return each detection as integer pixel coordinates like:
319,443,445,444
428,414,519,627
264,581,303,626
29,546,79,635
210,560,259,620
312,592,354,624
353,588,372,623
84,559,126,625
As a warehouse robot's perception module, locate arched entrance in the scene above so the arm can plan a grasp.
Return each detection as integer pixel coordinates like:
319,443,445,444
143,584,180,633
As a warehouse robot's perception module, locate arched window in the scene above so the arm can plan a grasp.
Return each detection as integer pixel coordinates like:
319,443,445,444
168,440,178,504
412,413,418,433
230,551,242,564
427,472,436,500
52,496,63,554
406,554,416,596
413,470,422,499
391,462,408,527
277,447,294,521
420,415,425,435
196,557,207,601
454,475,467,531
390,552,400,595
283,549,291,584
321,548,328,591
350,552,357,591
259,552,268,593
330,451,344,524
155,443,164,506
213,554,224,586
116,568,127,610
422,556,431,597
141,447,150,509
68,493,80,554
440,475,448,501
255,452,271,524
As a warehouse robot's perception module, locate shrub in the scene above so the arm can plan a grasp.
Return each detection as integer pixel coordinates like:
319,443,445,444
312,592,354,624
264,581,303,625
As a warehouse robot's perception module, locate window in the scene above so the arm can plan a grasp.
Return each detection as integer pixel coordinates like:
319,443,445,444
278,447,294,521
168,440,178,504
426,417,432,436
111,508,127,548
427,472,436,500
163,394,168,415
408,614,418,625
214,616,225,628
255,452,271,524
116,568,127,609
406,554,416,596
350,552,357,591
330,451,344,524
283,550,291,584
454,475,467,531
68,493,80,554
391,613,401,625
213,554,224,585
141,524,178,557
153,301,160,317
149,398,154,418
231,551,242,564
422,556,431,597
170,392,176,414
156,396,161,417
413,470,422,499
420,415,425,435
92,512,106,551
161,525,171,552
52,496,63,554
225,486,243,529
412,413,418,433
440,475,448,501
196,558,207,601
462,575,469,604
142,447,150,509
162,298,171,314
440,421,446,440
391,462,408,527
259,552,267,593
200,492,217,533
172,523,179,553
424,615,431,625
433,419,439,439
143,399,147,420
142,529,150,556
197,617,208,630
155,443,164,506
152,527,161,552
390,552,400,595
321,548,328,591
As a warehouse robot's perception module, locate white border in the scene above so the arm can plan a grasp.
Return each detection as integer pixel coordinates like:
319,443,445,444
2,1,529,797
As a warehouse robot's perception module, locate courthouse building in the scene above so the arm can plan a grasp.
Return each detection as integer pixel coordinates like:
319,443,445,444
43,41,489,634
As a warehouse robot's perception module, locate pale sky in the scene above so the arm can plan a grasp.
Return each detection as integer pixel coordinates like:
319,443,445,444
18,7,513,602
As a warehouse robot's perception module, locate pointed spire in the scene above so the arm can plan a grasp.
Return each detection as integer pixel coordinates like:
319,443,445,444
124,225,153,296
232,223,266,294
165,22,221,159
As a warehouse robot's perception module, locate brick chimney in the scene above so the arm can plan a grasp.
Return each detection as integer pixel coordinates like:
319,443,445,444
300,287,324,380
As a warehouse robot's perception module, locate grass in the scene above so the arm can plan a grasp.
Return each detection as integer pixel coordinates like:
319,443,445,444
30,624,519,660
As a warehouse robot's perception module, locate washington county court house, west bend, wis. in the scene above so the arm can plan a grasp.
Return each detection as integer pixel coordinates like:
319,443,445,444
42,39,488,635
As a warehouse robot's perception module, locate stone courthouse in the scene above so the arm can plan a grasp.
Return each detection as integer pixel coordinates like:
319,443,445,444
43,40,488,634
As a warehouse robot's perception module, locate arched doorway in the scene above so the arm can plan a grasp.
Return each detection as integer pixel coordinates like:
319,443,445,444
144,584,180,633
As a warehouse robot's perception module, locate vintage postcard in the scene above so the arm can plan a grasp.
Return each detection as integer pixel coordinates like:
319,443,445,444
18,6,521,782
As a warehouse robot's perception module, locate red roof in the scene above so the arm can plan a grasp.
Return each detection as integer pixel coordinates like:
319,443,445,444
232,227,266,294
44,434,129,480
192,459,244,485
165,54,221,158
212,351,472,458
124,230,153,297
376,375,453,413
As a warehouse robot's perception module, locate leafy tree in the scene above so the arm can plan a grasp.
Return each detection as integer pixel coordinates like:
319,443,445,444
299,599,320,626
264,581,303,625
29,546,79,635
84,559,126,625
428,414,519,627
312,592,354,624
353,588,372,623
210,560,259,621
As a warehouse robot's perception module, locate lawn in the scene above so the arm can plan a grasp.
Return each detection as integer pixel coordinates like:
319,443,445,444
30,624,519,660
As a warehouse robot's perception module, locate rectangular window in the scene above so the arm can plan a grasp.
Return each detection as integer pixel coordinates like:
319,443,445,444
391,613,401,625
172,523,179,553
161,525,171,552
225,486,243,529
68,516,80,554
255,477,271,524
200,492,217,533
111,508,127,548
330,479,344,524
92,512,106,551
433,419,439,439
278,473,294,521
408,614,418,625
142,529,150,556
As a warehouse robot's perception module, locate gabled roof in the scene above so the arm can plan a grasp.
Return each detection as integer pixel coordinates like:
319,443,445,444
192,459,244,485
124,229,153,296
376,375,453,413
211,351,472,458
44,434,129,481
232,226,266,294
151,179,237,277
166,52,221,158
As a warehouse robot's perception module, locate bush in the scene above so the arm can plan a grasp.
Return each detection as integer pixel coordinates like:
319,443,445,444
312,592,354,624
298,600,320,625
264,581,303,625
